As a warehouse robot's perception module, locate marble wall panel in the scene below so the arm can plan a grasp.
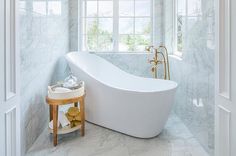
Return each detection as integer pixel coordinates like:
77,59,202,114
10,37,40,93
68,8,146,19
19,0,70,153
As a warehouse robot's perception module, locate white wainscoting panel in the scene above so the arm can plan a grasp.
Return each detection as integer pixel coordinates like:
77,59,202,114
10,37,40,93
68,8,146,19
4,0,16,101
1,0,19,155
218,105,231,156
5,107,16,156
219,0,231,99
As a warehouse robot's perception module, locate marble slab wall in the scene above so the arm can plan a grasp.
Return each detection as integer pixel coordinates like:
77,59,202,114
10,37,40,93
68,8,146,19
96,53,153,78
164,0,215,155
19,0,69,153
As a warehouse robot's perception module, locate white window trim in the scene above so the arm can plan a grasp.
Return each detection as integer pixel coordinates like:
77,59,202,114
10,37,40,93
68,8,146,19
173,0,177,54
78,0,154,53
113,0,119,51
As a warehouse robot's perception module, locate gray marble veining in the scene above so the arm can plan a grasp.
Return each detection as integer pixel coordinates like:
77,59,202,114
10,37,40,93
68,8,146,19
69,0,78,51
20,0,70,153
96,53,153,78
26,115,208,156
164,0,215,155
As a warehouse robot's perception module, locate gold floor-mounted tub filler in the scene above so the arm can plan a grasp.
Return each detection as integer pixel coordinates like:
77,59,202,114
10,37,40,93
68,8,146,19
145,45,170,80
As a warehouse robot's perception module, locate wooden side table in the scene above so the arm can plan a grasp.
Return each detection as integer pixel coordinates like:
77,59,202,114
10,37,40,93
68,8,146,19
46,94,85,146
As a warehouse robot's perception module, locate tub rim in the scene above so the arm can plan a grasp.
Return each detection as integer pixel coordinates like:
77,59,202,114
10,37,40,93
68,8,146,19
66,51,178,93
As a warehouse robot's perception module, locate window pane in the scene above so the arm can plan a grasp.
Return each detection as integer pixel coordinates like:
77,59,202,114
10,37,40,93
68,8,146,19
119,18,134,34
135,18,151,34
86,18,98,34
98,34,113,51
98,1,113,17
187,0,202,16
135,35,151,51
81,0,152,52
135,0,151,16
177,0,186,16
119,35,135,51
99,18,113,34
119,0,134,16
87,33,98,51
85,18,98,51
86,1,97,17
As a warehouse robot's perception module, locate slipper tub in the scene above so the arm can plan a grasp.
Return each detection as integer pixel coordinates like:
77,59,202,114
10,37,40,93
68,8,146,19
66,52,178,138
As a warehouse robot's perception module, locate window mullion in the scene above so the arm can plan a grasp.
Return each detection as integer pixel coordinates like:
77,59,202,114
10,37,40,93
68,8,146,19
150,0,154,46
153,0,158,47
134,0,136,50
78,0,82,51
85,0,87,51
173,0,177,52
80,0,153,53
97,0,99,52
113,0,119,52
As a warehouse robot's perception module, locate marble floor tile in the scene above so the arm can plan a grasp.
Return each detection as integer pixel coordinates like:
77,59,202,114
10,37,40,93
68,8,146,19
26,115,209,156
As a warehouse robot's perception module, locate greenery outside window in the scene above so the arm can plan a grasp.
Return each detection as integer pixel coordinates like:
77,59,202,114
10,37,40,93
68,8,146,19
80,0,153,52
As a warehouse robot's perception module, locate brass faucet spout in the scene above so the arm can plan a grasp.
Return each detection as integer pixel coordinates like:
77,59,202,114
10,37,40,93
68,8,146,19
145,45,170,80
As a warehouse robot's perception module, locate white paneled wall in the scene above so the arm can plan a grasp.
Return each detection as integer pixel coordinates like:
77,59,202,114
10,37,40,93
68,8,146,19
0,0,20,156
218,0,231,99
215,0,236,156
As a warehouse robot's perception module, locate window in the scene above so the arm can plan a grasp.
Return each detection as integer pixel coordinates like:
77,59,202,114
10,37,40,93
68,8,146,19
176,0,184,53
174,0,202,55
32,0,62,16
80,0,152,52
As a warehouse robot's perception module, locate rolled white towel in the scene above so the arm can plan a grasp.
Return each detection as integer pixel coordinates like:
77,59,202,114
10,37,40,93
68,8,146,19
58,111,70,127
49,120,60,130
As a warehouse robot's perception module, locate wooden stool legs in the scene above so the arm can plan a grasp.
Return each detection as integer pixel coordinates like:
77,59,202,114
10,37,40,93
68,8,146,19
49,105,53,121
52,105,58,146
48,97,85,146
74,101,85,136
80,98,85,136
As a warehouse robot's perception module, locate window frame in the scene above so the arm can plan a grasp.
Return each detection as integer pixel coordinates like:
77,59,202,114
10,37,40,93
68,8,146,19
174,0,213,56
78,0,154,53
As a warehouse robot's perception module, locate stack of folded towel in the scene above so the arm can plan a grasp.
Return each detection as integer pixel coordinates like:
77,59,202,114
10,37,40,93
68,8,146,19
66,107,81,128
49,111,70,129
49,107,81,129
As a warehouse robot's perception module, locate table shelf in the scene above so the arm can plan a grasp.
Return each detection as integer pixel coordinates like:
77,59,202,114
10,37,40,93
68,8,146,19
49,123,81,135
46,94,85,146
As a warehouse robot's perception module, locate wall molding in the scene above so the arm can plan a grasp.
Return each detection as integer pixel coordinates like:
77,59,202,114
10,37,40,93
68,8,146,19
217,105,231,156
218,0,231,100
5,107,16,156
4,0,16,101
1,0,20,155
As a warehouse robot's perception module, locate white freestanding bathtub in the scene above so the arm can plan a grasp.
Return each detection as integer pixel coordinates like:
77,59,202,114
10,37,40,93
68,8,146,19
66,52,178,138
